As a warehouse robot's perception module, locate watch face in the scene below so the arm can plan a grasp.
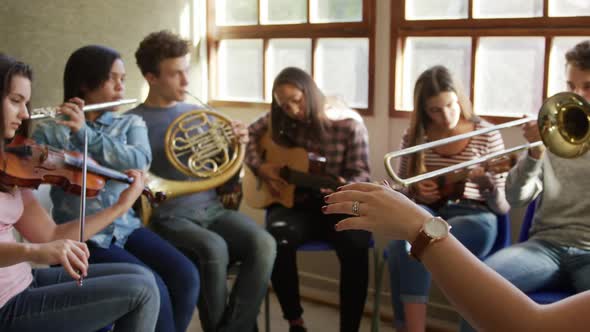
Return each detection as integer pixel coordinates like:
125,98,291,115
424,217,449,238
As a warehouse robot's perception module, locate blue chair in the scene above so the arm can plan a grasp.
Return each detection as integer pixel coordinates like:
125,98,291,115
518,199,575,304
376,212,511,331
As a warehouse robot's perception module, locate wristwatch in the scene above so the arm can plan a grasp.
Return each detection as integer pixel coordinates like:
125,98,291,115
410,216,451,261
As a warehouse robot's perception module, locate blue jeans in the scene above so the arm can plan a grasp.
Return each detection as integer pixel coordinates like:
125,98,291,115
460,238,590,331
88,227,200,332
387,201,497,328
0,263,159,332
151,203,276,332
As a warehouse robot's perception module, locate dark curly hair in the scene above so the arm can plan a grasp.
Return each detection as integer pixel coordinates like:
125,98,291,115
135,30,191,76
565,40,590,71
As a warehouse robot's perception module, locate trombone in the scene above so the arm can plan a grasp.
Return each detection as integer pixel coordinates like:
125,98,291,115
384,92,590,187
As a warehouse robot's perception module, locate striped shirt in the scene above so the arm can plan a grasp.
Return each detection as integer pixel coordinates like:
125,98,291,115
245,107,371,184
398,121,507,202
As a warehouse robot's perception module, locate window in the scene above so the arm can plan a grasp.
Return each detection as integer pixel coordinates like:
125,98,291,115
208,0,375,114
390,0,590,118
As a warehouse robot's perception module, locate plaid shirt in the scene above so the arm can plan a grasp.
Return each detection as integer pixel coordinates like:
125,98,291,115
245,110,371,183
32,111,151,248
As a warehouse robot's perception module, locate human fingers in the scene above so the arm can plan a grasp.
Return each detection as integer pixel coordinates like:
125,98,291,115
67,97,85,109
322,200,368,216
323,189,374,205
334,216,371,232
75,241,90,259
335,182,383,192
59,251,82,280
68,244,89,277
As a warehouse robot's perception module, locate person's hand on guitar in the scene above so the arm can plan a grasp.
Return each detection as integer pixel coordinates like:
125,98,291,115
231,120,249,145
467,166,496,195
258,162,289,196
413,179,441,205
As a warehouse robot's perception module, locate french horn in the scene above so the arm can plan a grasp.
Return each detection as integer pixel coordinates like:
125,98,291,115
145,109,245,200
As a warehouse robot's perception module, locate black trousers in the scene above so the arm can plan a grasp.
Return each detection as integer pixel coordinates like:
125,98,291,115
267,203,370,332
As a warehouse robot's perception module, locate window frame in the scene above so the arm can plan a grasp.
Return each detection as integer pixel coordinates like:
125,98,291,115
389,0,590,121
207,0,376,115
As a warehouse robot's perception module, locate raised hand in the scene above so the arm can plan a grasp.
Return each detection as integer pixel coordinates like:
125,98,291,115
322,182,432,241
116,169,146,208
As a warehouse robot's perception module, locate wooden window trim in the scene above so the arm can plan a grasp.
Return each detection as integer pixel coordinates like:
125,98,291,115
389,0,590,118
207,0,376,116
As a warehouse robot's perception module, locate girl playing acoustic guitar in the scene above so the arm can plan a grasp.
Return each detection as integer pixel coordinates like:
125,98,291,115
245,67,371,332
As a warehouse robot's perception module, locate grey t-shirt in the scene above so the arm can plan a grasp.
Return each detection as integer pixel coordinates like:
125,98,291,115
129,103,219,221
505,151,590,249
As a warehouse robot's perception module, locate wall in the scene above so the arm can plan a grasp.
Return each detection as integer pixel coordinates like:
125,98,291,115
1,0,530,328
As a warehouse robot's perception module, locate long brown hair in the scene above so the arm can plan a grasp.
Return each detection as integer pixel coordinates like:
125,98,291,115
406,65,477,177
0,54,33,193
270,67,328,146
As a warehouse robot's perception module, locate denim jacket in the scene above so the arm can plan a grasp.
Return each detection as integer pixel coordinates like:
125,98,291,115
32,111,151,248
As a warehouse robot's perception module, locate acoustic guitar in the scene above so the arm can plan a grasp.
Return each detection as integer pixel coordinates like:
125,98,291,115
243,132,341,209
420,153,518,210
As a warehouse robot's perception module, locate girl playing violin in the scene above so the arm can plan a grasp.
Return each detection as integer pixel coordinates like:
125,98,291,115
32,45,200,332
0,54,160,331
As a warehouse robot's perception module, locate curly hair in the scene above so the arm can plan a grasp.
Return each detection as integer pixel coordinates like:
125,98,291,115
135,30,191,76
565,40,590,71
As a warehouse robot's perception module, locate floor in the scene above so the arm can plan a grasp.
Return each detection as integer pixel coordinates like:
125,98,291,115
186,292,394,332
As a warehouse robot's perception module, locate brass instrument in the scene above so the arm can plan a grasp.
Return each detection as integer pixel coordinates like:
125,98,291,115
384,91,590,187
145,95,244,200
30,99,138,120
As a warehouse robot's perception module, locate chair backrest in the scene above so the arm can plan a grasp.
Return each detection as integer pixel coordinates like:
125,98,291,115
518,199,538,243
490,213,511,254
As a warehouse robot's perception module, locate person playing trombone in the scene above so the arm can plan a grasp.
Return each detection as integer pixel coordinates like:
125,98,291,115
386,65,510,332
459,39,590,331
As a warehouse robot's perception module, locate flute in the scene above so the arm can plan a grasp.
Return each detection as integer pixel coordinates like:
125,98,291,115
29,99,138,120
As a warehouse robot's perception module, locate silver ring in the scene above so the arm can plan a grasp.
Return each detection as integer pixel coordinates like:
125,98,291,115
352,201,360,216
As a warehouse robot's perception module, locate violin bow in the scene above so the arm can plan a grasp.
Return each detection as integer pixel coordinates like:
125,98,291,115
77,129,88,286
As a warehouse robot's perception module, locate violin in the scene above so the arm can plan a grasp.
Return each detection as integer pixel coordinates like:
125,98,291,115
1,138,166,205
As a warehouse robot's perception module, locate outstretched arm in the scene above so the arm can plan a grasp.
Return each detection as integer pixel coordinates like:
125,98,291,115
323,182,590,331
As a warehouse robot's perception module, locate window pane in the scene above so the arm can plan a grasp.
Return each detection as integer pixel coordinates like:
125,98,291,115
474,37,545,116
266,39,312,101
310,0,362,23
218,39,264,101
549,0,590,17
216,0,257,26
261,0,307,24
406,0,468,20
473,0,543,18
315,38,369,108
548,37,590,97
401,37,472,110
